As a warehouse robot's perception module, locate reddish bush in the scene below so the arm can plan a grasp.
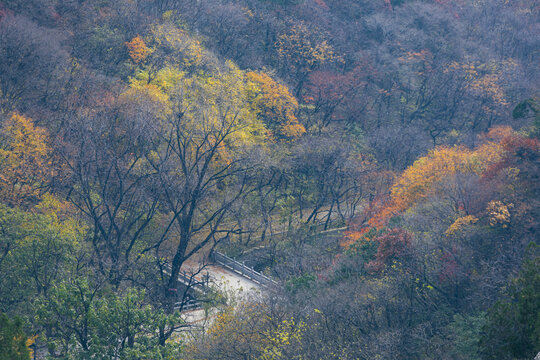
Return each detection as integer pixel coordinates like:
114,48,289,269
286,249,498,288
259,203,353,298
368,228,413,271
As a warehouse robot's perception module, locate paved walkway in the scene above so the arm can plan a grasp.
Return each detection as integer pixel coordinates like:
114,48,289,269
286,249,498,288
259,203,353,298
181,260,263,299
177,258,264,328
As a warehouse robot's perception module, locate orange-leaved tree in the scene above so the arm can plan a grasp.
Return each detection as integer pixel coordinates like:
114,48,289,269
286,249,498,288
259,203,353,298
125,36,150,64
344,127,511,247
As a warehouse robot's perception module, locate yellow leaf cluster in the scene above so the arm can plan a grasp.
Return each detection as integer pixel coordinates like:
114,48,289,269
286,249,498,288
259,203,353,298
0,113,52,207
35,194,87,242
207,307,237,336
445,60,517,110
445,215,479,236
150,24,204,68
259,318,305,360
241,6,254,18
203,304,305,360
199,65,268,144
247,71,305,140
276,22,336,71
26,335,37,358
470,74,509,107
486,200,513,227
124,81,170,107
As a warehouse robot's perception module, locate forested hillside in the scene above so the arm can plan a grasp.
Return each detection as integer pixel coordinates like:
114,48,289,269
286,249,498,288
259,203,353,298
0,0,538,359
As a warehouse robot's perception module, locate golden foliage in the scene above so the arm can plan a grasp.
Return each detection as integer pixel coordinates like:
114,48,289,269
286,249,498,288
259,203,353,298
0,113,52,207
259,317,305,360
128,61,271,170
276,22,336,72
365,140,504,231
26,335,37,358
389,144,500,219
150,24,204,68
486,200,513,227
180,64,268,147
203,303,304,360
445,215,479,236
445,59,518,111
247,71,305,140
470,74,509,108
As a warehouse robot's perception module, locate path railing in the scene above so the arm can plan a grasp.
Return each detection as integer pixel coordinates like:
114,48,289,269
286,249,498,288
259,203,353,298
163,264,211,293
163,265,210,312
210,250,278,288
177,270,210,294
164,250,280,313
174,298,201,311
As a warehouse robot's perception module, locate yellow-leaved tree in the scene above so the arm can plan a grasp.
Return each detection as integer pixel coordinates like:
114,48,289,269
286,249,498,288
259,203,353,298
187,303,304,360
276,22,338,97
119,61,273,319
247,71,305,140
0,113,53,207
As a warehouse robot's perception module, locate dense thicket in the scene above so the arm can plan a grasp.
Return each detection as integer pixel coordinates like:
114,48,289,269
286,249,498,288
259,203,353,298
0,0,538,359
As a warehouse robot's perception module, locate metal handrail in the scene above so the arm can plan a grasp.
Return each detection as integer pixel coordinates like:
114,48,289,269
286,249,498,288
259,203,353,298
164,264,210,294
174,298,201,311
210,251,278,287
163,265,207,312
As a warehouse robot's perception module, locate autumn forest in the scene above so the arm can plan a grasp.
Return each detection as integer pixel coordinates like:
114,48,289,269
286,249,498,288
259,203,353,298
0,0,539,359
